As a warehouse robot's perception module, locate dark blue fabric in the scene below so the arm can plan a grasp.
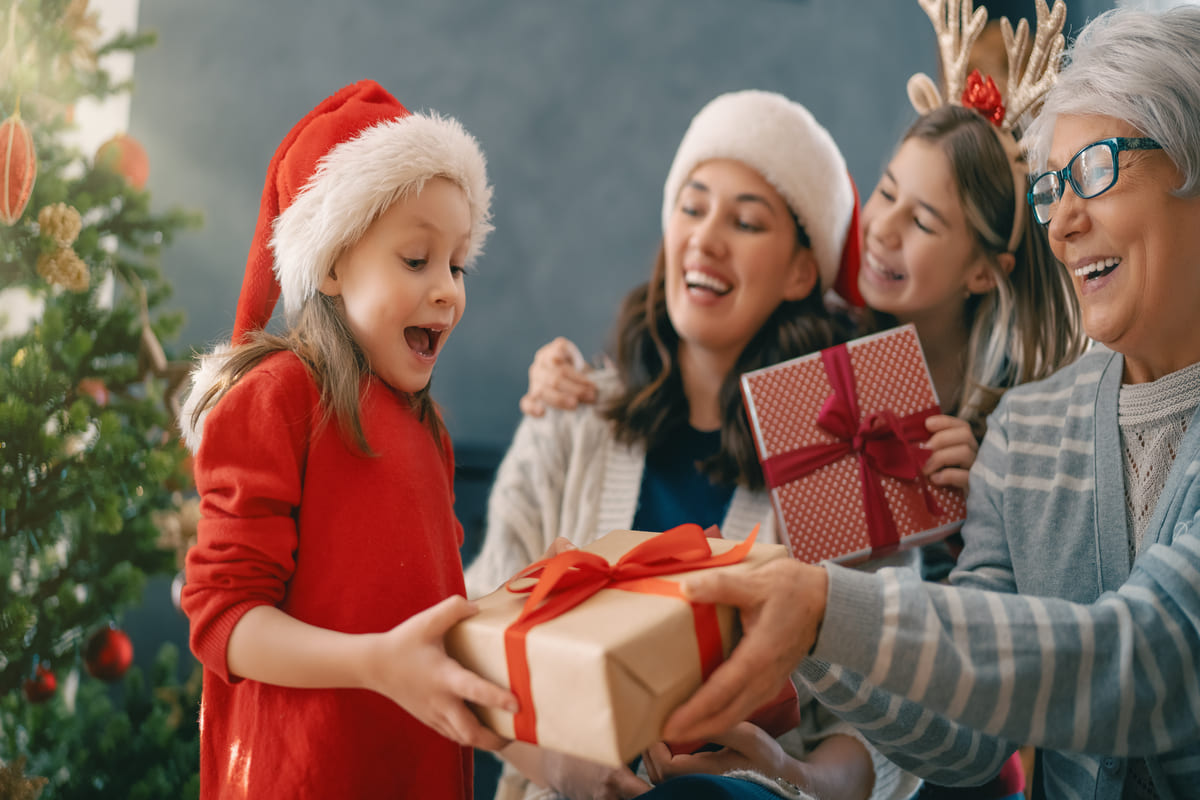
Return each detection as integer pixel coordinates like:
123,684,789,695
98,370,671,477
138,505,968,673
632,426,734,533
638,774,784,799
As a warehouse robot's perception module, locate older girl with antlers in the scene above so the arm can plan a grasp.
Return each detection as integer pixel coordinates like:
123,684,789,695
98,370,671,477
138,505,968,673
660,4,1200,799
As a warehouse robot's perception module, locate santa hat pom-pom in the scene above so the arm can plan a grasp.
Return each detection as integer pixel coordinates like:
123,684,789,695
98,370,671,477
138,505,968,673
179,342,234,453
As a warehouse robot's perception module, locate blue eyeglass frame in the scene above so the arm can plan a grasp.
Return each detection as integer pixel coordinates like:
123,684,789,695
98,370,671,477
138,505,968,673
1027,137,1163,224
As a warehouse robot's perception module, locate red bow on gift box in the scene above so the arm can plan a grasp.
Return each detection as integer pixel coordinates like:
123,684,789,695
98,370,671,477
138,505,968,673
761,344,940,554
503,524,757,745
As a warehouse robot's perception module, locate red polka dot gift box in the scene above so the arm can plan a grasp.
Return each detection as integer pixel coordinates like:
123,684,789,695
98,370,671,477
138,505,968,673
740,324,966,565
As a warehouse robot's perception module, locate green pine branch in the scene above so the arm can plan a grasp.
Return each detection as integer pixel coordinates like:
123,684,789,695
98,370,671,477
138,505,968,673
1,16,203,799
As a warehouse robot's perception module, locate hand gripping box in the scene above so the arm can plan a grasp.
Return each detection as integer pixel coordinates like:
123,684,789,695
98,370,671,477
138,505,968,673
446,526,788,766
740,324,966,565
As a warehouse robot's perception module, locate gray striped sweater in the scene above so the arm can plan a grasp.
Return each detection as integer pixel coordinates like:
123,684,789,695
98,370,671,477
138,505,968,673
798,345,1200,800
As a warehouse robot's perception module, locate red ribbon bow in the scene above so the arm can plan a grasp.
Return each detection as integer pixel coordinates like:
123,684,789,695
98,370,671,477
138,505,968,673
761,344,940,553
503,524,757,744
961,69,1006,127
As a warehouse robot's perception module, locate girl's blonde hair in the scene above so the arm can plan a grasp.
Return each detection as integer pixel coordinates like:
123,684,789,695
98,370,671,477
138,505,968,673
188,292,445,457
884,105,1086,433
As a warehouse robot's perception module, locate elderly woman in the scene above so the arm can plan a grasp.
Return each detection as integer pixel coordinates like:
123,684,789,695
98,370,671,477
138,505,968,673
656,7,1200,800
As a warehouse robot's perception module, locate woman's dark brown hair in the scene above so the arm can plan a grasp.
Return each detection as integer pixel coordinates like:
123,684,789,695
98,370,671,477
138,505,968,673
602,228,851,491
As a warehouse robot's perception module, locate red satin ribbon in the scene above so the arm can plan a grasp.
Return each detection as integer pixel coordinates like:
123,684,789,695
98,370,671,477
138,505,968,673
502,523,757,745
761,344,939,552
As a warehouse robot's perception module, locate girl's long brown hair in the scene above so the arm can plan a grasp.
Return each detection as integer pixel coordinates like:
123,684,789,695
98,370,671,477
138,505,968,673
866,105,1086,435
602,236,852,491
189,292,446,457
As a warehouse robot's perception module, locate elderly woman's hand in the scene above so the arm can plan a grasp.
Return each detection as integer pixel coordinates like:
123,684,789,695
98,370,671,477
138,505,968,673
660,558,828,744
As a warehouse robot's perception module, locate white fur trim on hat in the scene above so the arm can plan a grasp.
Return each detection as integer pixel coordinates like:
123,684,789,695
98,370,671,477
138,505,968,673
271,111,493,320
661,90,853,290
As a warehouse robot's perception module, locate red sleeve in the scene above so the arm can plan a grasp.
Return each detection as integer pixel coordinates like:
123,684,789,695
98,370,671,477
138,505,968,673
182,354,316,683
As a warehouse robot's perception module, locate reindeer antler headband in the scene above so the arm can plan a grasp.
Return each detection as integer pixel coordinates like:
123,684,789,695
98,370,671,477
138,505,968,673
907,0,1066,253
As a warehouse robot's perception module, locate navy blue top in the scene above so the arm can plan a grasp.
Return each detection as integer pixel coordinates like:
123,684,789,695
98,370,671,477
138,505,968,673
631,425,735,534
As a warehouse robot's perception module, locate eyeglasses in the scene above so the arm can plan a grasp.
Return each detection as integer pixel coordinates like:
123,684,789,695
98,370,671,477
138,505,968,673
1027,137,1163,225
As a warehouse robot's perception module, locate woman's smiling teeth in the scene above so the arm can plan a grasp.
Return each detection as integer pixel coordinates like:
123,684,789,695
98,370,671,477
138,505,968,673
684,269,731,296
1074,257,1121,279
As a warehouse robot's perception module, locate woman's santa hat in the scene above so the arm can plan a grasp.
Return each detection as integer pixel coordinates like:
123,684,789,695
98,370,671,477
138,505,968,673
179,80,492,452
661,90,862,306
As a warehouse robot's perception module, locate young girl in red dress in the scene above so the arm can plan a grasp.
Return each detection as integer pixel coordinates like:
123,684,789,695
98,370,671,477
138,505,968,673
179,80,514,799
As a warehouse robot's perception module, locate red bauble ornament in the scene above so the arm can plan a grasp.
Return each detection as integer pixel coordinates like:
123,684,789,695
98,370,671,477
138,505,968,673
95,132,149,189
1,110,37,226
77,377,109,406
22,663,57,703
85,626,134,682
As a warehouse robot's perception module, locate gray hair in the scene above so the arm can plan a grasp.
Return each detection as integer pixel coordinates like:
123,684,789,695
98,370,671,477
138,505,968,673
1023,5,1200,196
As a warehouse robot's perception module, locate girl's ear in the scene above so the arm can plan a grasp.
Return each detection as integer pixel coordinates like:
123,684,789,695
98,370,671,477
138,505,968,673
965,251,1014,295
319,262,343,296
782,248,820,302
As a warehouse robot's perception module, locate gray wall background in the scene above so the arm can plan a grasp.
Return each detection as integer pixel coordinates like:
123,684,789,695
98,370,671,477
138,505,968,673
129,0,1108,452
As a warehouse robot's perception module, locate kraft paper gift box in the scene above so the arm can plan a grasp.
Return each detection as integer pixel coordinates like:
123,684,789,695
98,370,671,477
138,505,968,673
445,525,788,767
740,324,967,565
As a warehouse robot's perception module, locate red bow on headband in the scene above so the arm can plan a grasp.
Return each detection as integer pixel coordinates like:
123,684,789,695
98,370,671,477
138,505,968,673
962,69,1006,127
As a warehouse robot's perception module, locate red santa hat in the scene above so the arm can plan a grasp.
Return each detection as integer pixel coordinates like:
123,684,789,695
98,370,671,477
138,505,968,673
661,90,862,305
180,80,492,451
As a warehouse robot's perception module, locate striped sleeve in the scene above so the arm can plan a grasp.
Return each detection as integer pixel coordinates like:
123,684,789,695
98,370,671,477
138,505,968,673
797,352,1200,781
800,501,1200,776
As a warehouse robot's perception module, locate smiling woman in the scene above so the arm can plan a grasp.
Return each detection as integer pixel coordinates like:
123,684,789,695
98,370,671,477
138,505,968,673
1039,111,1200,383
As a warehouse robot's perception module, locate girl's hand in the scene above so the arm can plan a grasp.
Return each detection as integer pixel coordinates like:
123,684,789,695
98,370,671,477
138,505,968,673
922,415,979,494
644,723,803,786
365,595,516,751
518,337,597,417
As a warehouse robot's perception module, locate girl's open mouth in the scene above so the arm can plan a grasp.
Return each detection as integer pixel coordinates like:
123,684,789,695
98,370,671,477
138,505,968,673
404,326,443,357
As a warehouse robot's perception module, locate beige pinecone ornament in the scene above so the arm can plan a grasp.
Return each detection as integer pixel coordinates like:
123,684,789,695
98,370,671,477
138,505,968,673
36,247,89,292
37,202,82,247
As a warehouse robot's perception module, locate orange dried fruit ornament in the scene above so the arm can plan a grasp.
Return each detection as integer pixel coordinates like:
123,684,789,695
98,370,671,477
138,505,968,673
1,106,36,226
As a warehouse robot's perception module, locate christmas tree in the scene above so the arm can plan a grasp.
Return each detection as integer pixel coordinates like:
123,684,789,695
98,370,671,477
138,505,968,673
0,0,201,794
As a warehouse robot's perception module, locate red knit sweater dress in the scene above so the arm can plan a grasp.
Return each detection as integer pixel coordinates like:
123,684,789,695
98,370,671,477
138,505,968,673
182,351,472,799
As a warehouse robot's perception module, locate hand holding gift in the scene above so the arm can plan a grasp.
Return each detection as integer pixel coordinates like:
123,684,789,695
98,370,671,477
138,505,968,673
740,324,967,564
662,557,828,745
920,414,979,494
645,722,802,787
367,596,517,751
446,525,788,767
